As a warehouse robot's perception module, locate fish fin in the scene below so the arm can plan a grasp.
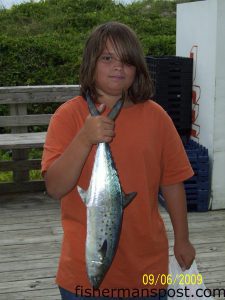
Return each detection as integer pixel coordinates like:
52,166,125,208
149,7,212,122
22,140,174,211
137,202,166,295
98,240,107,262
123,192,137,208
107,90,125,120
77,186,88,205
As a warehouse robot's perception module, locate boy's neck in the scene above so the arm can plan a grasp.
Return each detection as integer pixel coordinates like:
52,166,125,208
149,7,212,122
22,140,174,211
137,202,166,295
97,95,134,109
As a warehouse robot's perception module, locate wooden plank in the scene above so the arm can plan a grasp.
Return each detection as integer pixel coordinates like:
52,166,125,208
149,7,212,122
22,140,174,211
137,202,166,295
0,192,224,299
9,103,28,132
0,225,62,242
0,242,61,262
0,230,62,246
0,85,80,104
10,103,29,183
0,220,60,232
0,256,59,273
0,85,80,195
0,85,80,94
167,231,225,245
0,193,57,212
0,191,55,204
0,193,61,298
0,159,41,171
0,289,61,300
192,241,225,255
202,269,225,283
0,267,58,292
0,205,59,220
0,114,52,127
0,242,60,262
164,218,225,232
0,212,60,225
0,180,45,194
0,132,46,149
195,255,225,270
161,209,225,223
0,277,57,294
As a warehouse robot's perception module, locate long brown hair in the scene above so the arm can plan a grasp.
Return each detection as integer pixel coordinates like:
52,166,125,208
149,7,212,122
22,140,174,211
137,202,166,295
79,21,154,103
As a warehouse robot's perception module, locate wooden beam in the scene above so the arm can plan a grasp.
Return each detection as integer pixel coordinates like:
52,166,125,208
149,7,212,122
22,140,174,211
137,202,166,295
0,159,41,171
0,132,46,149
0,181,45,194
0,114,52,127
0,85,80,104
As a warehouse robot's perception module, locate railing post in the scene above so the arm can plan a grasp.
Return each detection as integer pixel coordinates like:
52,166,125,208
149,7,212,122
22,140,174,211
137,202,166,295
0,85,80,193
10,103,29,183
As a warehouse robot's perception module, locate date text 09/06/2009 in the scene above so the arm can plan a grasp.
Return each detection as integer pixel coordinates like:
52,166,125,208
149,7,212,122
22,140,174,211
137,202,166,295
142,273,203,286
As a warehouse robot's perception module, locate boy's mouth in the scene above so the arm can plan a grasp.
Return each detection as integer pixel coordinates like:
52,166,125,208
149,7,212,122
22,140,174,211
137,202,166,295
109,75,125,80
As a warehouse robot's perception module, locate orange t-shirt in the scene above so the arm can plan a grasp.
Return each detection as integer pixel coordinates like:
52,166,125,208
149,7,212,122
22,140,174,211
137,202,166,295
41,96,193,297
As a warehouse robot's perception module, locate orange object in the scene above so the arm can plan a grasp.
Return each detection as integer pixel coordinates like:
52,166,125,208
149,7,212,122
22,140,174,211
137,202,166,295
42,96,194,295
192,90,197,104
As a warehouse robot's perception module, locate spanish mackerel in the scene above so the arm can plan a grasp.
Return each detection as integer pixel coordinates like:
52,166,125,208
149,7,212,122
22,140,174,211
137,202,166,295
77,92,137,289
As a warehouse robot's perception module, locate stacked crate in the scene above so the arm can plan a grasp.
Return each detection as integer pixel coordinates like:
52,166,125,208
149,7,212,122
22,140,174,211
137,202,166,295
146,56,210,211
159,140,210,212
184,139,210,212
145,56,193,138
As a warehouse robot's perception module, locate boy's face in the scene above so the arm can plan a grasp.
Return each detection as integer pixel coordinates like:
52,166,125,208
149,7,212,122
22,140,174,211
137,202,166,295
94,39,136,101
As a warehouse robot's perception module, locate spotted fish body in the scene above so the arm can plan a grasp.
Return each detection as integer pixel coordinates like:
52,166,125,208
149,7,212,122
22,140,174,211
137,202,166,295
77,92,136,289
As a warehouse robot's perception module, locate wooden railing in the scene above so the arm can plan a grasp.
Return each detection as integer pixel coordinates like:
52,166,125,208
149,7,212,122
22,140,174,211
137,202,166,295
0,85,80,194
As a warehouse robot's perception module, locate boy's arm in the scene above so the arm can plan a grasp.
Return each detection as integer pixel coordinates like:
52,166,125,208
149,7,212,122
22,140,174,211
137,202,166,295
160,182,196,270
44,104,115,200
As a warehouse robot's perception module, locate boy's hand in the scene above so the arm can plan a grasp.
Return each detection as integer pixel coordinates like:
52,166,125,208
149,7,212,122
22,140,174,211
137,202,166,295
80,104,115,146
174,239,196,271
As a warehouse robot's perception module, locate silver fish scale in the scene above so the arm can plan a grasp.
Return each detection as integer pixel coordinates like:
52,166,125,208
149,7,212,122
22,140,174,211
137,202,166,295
86,204,122,274
87,142,122,206
77,94,136,288
84,142,123,286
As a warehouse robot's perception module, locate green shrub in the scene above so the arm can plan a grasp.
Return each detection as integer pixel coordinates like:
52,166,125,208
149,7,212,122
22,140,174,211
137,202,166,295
0,0,178,86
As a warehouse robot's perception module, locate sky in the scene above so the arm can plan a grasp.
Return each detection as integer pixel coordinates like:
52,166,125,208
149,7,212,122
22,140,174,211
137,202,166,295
0,0,136,9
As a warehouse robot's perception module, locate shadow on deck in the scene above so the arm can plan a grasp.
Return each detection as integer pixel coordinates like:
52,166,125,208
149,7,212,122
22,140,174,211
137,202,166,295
0,193,224,300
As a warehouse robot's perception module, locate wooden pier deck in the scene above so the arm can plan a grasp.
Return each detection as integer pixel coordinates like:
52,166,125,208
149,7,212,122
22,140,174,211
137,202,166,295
0,192,224,300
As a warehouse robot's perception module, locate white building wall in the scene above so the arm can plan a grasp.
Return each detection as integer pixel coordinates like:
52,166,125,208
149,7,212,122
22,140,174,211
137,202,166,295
176,0,225,209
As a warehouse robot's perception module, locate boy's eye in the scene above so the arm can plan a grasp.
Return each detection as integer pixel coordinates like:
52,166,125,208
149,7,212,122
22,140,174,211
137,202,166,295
98,54,133,67
99,54,113,62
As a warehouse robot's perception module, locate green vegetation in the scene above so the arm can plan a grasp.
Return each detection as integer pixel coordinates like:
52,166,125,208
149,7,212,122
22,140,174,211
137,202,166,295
0,0,198,182
0,148,43,182
0,0,190,86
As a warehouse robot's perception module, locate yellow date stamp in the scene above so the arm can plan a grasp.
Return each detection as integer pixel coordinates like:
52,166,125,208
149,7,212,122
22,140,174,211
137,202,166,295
142,273,203,286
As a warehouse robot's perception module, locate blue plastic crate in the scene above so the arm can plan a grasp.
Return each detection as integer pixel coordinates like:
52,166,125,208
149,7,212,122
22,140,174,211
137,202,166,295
198,155,209,162
185,140,209,177
187,190,209,212
198,169,209,176
197,181,209,190
197,162,209,171
159,140,210,212
184,176,198,184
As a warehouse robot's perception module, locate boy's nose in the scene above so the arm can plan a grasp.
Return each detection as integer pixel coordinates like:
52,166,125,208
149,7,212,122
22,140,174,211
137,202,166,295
113,59,123,69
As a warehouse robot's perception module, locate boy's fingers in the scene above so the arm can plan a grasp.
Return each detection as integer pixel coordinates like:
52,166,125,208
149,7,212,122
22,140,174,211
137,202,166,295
184,256,194,270
102,122,114,130
104,129,115,137
177,255,186,271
